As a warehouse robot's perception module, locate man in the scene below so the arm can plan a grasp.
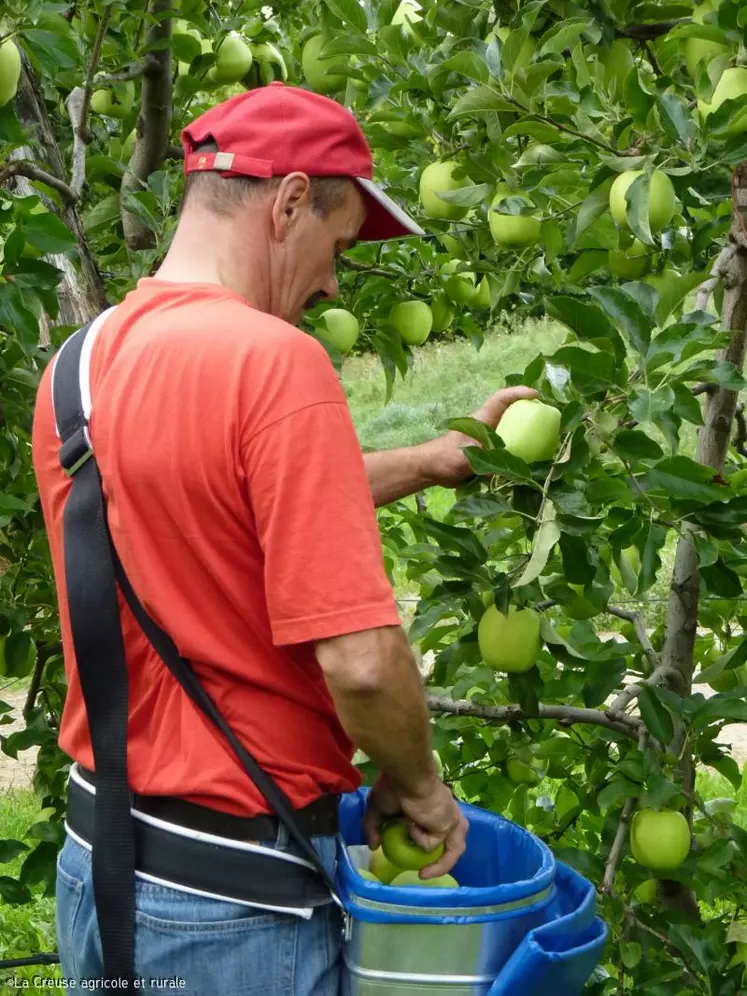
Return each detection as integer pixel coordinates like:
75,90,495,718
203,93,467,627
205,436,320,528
32,83,535,994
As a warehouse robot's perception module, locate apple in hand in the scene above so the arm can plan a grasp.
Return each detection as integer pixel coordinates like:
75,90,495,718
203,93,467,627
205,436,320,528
380,818,445,871
495,398,561,463
478,605,542,673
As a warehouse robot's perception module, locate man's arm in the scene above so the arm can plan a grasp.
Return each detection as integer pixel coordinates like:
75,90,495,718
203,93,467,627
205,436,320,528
363,386,538,507
315,624,468,878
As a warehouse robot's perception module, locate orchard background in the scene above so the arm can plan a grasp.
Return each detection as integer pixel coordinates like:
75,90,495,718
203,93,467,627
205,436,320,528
3,0,747,991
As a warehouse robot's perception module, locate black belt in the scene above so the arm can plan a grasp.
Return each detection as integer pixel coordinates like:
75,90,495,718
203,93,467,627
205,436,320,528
68,767,339,910
76,765,340,841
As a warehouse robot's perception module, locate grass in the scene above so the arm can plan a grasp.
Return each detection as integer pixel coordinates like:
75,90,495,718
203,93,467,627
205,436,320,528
0,789,60,986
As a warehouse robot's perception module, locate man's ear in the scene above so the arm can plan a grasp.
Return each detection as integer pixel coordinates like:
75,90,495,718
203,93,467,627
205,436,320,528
271,172,313,243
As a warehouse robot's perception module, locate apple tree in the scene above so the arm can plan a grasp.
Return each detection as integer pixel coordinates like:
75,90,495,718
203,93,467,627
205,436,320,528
3,0,747,990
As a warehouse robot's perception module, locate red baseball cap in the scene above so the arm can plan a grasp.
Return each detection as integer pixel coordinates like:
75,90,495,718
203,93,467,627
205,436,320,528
181,82,425,242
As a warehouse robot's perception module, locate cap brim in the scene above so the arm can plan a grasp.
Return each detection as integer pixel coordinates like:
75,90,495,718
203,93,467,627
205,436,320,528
355,177,425,241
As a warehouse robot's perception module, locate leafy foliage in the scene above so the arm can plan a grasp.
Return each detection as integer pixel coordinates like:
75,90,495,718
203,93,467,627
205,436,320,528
2,0,747,991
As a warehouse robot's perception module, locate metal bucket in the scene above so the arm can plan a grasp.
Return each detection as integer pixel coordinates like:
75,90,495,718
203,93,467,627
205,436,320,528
337,791,557,995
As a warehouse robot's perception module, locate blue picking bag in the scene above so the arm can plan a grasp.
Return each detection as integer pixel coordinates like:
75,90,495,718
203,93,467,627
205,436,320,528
337,789,606,995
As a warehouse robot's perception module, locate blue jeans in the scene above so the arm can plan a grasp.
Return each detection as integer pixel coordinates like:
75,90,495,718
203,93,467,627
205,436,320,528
56,827,343,995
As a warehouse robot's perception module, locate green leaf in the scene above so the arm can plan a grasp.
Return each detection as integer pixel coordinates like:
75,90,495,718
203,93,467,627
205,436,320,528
700,558,743,597
644,456,731,504
449,85,516,117
0,632,35,679
23,211,77,255
620,941,642,970
710,755,742,791
588,286,651,355
655,271,709,327
548,346,616,396
514,501,560,587
24,27,78,70
435,183,491,207
538,18,597,56
418,518,488,564
612,430,663,462
683,359,747,391
324,0,368,34
570,179,613,247
464,444,536,485
446,417,495,449
441,52,489,84
623,173,652,246
638,686,674,744
0,839,29,864
658,92,696,146
598,777,641,810
544,296,619,345
569,250,608,283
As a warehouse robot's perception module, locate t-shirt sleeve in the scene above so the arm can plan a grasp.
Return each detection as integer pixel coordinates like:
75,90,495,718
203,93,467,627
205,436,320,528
241,355,402,646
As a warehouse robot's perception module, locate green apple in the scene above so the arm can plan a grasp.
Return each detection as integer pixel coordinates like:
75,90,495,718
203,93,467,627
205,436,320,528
391,870,459,888
390,300,433,346
318,309,360,354
608,239,651,280
441,259,478,305
506,756,542,785
301,34,347,94
644,266,680,295
380,818,445,871
489,189,542,248
430,292,455,333
251,41,288,83
419,161,471,221
369,846,403,884
686,1,731,79
439,233,465,258
633,879,657,904
358,868,380,882
0,37,21,108
392,1,423,43
211,33,253,84
630,809,691,871
90,80,136,119
698,67,747,136
473,277,491,309
496,398,561,462
609,169,675,233
478,605,542,673
494,27,536,72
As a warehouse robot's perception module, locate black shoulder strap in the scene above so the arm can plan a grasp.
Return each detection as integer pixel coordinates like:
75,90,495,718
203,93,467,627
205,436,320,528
51,319,339,984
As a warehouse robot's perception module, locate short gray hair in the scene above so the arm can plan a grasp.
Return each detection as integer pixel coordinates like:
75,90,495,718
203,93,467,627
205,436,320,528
182,141,351,219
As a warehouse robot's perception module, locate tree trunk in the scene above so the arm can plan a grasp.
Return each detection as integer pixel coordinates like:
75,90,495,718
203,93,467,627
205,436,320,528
13,63,108,328
658,163,747,919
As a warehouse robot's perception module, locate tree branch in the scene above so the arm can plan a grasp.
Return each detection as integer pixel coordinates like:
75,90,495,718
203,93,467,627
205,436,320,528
602,796,636,893
338,256,400,279
95,57,157,84
23,642,62,721
501,95,620,156
696,242,737,312
692,382,717,397
427,694,641,738
79,5,112,143
608,661,681,715
617,21,684,41
66,87,87,199
0,160,76,203
167,144,185,160
607,605,660,672
734,402,747,457
120,0,173,251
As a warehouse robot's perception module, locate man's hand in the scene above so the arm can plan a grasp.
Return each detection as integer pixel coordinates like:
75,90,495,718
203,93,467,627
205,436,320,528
362,772,469,880
419,385,538,490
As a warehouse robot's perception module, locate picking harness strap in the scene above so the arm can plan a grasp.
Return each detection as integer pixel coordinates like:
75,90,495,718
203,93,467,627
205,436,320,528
51,317,340,984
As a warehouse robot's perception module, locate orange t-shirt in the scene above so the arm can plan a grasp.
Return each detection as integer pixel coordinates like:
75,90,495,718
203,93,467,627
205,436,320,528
32,279,402,816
